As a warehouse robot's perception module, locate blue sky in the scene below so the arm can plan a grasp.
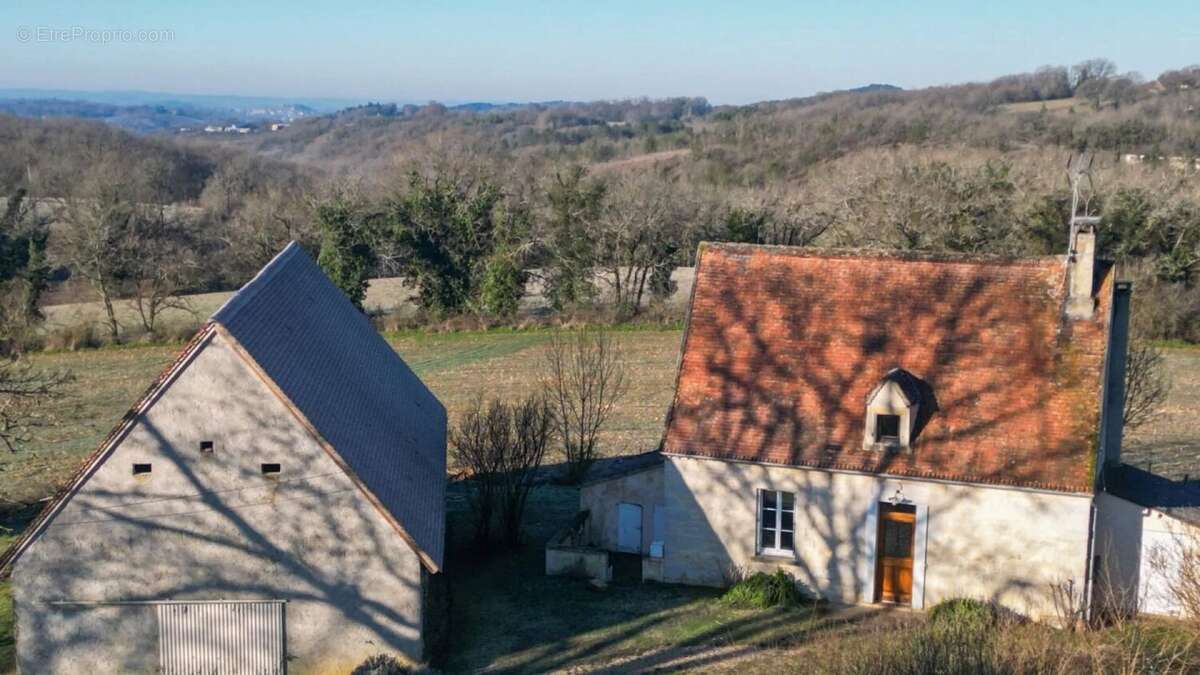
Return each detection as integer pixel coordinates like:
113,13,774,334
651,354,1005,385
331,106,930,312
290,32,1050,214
1,0,1197,105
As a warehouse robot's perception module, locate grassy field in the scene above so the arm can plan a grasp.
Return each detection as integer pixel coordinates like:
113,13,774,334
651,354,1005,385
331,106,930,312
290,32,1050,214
41,277,417,334
3,327,683,504
1000,97,1093,114
1125,343,1200,479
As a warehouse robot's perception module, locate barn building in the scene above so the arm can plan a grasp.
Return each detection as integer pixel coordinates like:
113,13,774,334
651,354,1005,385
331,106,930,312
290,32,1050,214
2,243,447,673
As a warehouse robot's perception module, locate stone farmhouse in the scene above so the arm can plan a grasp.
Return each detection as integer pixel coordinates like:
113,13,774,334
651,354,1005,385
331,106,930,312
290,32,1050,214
576,220,1196,619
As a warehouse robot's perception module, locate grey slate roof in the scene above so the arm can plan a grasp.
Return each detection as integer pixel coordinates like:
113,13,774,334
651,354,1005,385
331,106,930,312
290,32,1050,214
581,451,664,485
213,242,447,568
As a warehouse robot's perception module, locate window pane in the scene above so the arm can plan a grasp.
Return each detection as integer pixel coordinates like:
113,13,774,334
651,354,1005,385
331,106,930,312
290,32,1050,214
760,527,775,550
876,414,901,440
762,491,776,509
781,510,793,532
781,492,794,511
883,520,914,557
780,530,794,551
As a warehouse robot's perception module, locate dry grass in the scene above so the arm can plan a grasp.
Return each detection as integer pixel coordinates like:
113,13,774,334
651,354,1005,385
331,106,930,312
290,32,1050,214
40,277,415,336
999,97,1093,114
3,328,683,504
1125,345,1200,480
589,148,691,174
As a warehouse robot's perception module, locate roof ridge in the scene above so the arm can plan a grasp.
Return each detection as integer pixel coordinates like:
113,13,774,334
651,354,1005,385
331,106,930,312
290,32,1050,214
700,241,1068,267
211,241,303,324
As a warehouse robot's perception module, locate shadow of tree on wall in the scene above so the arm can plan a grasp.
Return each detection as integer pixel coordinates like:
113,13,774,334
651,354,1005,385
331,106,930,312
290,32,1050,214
441,481,895,674
661,250,1111,611
14,336,425,672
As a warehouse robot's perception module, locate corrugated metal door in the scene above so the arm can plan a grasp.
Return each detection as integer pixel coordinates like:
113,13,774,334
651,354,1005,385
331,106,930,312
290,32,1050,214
157,601,285,675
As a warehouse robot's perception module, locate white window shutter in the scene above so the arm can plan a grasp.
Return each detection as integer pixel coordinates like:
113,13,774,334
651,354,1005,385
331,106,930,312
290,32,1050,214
754,490,761,553
860,501,879,603
913,504,930,609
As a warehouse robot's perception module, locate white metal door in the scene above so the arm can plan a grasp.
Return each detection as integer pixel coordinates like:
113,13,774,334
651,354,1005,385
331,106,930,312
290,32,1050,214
617,503,643,553
157,601,285,675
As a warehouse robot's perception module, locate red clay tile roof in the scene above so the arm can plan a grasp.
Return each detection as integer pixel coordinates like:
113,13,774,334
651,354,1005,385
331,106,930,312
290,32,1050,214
662,243,1114,493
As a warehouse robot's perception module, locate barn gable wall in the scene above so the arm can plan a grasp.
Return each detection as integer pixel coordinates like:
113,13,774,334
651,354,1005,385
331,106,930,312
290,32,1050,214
13,332,423,674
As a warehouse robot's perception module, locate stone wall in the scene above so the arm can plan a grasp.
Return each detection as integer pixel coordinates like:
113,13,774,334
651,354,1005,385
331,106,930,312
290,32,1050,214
580,465,664,554
663,454,1093,619
13,333,426,674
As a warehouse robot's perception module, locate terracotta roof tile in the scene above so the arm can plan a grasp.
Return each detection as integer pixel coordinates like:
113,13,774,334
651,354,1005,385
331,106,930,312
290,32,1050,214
662,243,1113,493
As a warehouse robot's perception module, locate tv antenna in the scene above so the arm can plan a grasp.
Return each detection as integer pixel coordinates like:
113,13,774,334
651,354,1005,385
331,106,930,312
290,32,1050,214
1066,153,1100,251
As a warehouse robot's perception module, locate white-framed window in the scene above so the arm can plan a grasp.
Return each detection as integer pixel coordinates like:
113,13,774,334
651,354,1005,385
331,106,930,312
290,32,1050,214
757,489,795,556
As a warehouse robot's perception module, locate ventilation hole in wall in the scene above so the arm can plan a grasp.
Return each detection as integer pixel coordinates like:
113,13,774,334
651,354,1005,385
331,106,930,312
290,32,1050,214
132,463,152,476
199,440,214,454
261,463,281,477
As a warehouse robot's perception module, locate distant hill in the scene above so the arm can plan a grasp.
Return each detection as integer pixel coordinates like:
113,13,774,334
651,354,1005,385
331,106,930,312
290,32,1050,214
849,83,902,93
0,95,323,134
0,88,359,114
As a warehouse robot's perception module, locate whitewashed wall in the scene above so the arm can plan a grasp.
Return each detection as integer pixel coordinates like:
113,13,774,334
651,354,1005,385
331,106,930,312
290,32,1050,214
1095,492,1200,617
663,455,1093,619
581,466,664,554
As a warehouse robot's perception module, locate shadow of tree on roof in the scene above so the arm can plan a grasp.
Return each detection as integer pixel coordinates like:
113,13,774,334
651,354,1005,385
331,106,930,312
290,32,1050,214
656,249,1113,620
11,334,427,672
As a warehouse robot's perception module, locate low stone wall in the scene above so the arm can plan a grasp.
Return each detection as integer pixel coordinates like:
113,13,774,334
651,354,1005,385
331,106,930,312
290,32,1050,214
546,546,611,582
546,510,612,582
642,557,664,582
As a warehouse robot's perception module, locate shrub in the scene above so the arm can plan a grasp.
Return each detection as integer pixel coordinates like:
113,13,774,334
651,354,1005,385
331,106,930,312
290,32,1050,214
928,598,999,631
350,654,411,675
721,569,807,609
478,251,526,319
43,321,104,351
450,394,552,547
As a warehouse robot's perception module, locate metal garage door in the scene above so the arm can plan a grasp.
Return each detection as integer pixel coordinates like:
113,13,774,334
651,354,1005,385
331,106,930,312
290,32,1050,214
157,601,285,675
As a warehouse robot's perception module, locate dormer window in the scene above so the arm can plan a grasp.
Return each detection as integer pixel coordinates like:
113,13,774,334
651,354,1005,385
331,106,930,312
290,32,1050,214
864,368,931,452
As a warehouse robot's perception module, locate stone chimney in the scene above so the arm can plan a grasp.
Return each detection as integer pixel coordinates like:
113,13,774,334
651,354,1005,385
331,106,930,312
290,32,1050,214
1066,215,1100,320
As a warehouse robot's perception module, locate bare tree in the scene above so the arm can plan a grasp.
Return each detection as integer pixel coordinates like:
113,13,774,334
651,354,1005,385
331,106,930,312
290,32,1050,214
1124,340,1172,431
0,360,72,453
542,330,627,483
595,173,684,317
497,396,552,545
450,394,552,547
57,167,138,338
1070,58,1118,90
1146,526,1200,629
127,205,204,334
1049,577,1086,631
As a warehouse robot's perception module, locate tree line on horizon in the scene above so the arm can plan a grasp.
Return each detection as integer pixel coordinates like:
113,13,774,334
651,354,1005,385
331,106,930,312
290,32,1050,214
0,58,1196,349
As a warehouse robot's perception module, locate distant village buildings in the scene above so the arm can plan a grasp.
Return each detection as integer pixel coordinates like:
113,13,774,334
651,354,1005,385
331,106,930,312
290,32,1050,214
1122,153,1200,171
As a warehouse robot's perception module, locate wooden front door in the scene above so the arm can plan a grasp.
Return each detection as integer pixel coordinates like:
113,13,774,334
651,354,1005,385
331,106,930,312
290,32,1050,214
876,504,916,604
